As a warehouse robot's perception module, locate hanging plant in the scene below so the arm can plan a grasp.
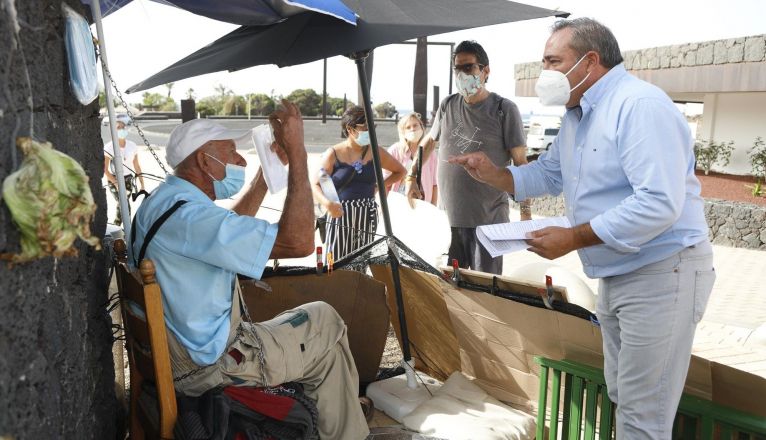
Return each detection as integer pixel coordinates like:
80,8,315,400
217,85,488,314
1,137,100,263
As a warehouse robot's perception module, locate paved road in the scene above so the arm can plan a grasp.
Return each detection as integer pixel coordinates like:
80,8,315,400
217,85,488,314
101,118,403,155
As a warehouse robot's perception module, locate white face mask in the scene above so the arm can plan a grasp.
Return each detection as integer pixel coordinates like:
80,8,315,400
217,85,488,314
455,71,483,98
535,53,591,106
404,128,423,142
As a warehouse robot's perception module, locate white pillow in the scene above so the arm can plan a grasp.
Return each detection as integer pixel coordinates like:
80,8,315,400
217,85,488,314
402,372,535,440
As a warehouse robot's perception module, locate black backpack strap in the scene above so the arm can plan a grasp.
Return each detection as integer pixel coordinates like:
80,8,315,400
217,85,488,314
497,95,507,150
131,200,188,266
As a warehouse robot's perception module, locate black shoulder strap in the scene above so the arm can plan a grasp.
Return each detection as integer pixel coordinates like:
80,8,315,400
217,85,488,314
131,200,188,266
497,95,507,149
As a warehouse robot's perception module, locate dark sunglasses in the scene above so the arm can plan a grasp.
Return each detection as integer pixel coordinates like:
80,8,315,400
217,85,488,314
453,63,485,74
353,123,376,131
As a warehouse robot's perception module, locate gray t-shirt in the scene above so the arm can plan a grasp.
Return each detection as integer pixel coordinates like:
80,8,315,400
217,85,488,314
433,92,526,227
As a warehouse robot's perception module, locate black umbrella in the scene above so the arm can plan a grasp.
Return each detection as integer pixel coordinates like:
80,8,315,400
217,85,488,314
129,0,567,366
127,0,566,92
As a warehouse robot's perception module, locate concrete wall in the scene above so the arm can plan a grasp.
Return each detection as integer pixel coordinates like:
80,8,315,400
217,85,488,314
515,34,766,177
699,92,766,175
0,1,118,439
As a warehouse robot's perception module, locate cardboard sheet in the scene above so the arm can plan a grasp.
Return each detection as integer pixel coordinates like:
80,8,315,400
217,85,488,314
370,265,766,418
369,265,461,380
240,270,390,384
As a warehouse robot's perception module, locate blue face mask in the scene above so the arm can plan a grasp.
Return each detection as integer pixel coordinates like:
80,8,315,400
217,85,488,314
117,129,129,139
355,130,371,146
205,153,246,199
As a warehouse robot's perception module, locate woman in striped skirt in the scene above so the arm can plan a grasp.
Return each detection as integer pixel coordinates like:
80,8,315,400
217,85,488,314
312,106,406,263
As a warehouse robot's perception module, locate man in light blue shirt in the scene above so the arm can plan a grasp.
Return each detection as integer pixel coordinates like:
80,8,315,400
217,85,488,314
451,19,715,439
131,101,369,439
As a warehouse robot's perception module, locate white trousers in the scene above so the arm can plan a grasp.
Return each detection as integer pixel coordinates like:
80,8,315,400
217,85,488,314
597,241,715,439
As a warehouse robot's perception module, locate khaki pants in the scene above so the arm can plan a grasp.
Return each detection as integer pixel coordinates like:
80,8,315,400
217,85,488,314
168,286,369,439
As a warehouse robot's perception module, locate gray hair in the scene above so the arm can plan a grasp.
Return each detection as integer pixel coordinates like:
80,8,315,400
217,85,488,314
551,18,623,68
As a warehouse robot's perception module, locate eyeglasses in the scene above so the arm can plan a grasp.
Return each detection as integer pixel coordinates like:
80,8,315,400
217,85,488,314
353,123,376,131
453,63,485,74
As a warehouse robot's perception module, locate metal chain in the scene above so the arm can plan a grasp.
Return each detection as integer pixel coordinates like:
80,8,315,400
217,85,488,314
236,285,269,387
94,36,170,176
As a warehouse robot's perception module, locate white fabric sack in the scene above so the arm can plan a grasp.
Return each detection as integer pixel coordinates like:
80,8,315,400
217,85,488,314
402,372,535,440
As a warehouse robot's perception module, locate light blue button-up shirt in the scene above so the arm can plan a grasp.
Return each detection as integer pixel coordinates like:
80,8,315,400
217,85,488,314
132,175,277,365
510,64,709,278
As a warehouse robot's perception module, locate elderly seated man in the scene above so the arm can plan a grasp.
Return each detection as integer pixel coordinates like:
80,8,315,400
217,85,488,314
130,101,369,439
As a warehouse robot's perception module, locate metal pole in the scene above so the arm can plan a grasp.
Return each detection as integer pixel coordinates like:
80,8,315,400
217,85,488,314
448,43,455,95
322,58,327,124
351,51,412,363
91,0,132,261
413,37,428,125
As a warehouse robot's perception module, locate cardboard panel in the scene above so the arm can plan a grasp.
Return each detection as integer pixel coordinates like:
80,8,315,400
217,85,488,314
240,270,389,383
372,265,766,419
711,361,766,417
369,265,462,380
685,355,712,400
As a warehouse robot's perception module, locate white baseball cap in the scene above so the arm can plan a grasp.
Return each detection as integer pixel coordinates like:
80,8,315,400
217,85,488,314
166,119,252,168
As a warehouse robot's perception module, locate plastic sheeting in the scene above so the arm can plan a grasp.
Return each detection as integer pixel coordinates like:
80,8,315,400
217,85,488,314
63,4,99,105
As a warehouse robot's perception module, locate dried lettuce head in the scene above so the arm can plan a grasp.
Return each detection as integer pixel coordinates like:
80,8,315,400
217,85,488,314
1,137,100,263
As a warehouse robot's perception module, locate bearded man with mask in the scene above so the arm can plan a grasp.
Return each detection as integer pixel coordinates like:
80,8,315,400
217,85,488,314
407,40,530,275
450,19,714,439
131,101,371,439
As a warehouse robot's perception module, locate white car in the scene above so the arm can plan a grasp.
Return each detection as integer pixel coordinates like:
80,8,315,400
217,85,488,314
527,126,559,155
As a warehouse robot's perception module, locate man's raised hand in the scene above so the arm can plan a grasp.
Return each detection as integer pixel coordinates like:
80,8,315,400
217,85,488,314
269,99,306,161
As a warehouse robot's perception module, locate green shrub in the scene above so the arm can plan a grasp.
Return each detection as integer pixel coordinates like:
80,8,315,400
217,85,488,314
748,136,766,196
694,139,734,175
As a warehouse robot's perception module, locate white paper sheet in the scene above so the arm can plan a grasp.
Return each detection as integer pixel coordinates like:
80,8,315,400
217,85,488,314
477,217,572,257
252,124,288,194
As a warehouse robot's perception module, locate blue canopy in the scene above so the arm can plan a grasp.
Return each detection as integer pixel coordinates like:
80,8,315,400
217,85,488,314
80,0,357,25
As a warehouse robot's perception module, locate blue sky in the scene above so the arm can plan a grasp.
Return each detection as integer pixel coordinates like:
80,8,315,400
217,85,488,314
96,0,766,115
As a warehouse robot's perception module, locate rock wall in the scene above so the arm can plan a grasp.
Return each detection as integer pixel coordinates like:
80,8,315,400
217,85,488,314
513,197,766,250
0,1,118,439
515,34,766,79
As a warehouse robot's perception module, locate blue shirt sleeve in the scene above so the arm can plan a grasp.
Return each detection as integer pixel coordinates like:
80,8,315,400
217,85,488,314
508,134,564,201
589,97,691,253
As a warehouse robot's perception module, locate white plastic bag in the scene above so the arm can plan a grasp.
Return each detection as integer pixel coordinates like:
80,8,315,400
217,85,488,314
63,4,99,105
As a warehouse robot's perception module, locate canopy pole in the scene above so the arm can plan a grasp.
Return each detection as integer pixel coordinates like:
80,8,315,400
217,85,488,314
90,0,132,261
350,51,413,367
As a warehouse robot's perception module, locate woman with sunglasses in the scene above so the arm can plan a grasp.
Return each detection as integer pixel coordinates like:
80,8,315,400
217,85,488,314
312,106,406,262
387,112,438,205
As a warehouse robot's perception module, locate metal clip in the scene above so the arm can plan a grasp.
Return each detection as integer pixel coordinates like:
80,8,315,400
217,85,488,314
537,275,555,310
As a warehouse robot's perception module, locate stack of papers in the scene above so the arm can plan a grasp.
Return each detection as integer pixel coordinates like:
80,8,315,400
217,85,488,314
477,217,572,257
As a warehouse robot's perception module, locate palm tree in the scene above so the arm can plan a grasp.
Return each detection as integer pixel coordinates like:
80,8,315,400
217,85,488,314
164,82,175,98
214,83,232,100
186,88,195,100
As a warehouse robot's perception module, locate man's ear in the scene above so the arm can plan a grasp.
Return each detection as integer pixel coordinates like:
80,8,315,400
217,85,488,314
587,51,601,69
195,148,210,173
482,64,490,82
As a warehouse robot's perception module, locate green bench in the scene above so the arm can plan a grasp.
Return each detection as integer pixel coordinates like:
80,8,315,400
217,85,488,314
534,356,766,440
